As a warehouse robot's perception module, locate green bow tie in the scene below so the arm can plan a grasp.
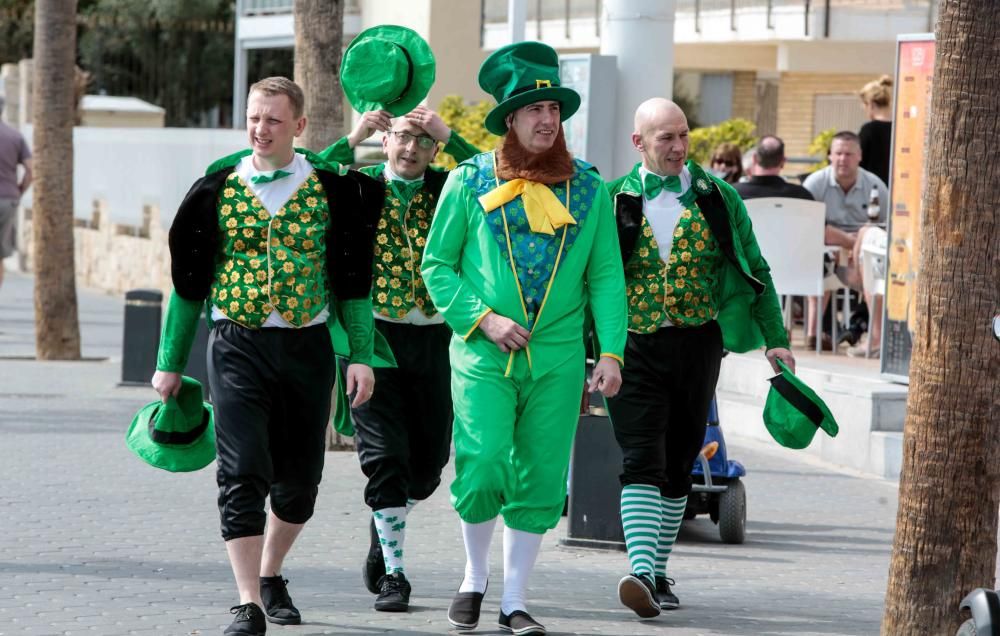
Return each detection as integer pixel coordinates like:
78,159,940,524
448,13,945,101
389,179,424,204
250,169,292,185
643,173,682,199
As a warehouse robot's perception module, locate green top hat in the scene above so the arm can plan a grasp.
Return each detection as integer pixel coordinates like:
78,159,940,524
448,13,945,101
126,376,215,472
762,360,839,449
341,25,436,116
478,41,581,136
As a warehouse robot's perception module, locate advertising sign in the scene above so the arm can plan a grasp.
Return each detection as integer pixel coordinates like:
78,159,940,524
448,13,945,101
882,34,935,382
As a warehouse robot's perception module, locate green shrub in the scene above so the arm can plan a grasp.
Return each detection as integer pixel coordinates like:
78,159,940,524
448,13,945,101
806,127,837,172
687,118,758,166
434,95,500,169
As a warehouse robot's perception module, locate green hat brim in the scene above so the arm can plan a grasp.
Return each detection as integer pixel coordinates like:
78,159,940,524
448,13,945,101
762,360,838,449
126,400,215,473
483,86,581,136
341,25,436,117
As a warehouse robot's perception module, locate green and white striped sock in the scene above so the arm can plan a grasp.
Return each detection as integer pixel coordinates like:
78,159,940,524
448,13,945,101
654,495,688,578
620,484,662,581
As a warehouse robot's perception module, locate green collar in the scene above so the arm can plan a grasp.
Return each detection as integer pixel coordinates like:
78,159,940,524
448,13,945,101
204,147,347,177
619,160,715,197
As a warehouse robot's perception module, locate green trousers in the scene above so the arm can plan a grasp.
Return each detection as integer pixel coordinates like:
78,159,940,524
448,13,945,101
449,343,584,534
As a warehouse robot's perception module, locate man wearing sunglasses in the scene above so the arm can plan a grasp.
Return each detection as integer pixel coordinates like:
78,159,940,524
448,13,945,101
320,105,479,612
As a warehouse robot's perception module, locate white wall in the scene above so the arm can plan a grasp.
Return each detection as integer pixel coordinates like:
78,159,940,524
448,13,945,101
22,126,247,227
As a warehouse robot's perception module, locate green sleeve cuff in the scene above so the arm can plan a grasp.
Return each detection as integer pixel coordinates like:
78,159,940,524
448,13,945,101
337,298,375,366
317,136,355,166
442,130,480,165
156,290,204,373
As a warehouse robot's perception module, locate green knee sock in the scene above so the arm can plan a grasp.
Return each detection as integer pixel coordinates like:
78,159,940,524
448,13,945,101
620,484,662,581
654,495,687,578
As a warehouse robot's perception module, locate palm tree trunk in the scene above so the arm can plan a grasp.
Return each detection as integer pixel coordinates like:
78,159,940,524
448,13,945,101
294,0,350,448
32,0,81,360
882,1,1000,633
293,0,344,152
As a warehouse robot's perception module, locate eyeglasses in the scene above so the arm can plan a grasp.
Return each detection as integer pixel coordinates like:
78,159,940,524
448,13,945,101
390,130,437,150
712,157,737,167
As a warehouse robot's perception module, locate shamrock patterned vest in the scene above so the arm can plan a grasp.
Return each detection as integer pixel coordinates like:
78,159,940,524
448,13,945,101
210,171,330,328
371,182,438,320
624,202,723,333
464,152,596,329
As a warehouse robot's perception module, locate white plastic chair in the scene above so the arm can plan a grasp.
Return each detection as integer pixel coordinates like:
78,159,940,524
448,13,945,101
743,197,841,353
859,227,888,357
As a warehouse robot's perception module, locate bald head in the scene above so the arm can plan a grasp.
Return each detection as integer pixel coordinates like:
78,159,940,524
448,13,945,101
633,98,686,135
631,98,690,176
751,135,787,175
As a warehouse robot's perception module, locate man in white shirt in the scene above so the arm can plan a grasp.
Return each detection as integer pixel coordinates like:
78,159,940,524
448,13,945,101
151,77,381,636
606,98,792,618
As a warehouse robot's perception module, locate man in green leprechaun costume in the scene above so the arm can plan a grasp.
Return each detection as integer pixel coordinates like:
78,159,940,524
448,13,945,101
316,25,480,613
422,42,627,636
606,97,795,618
151,76,382,636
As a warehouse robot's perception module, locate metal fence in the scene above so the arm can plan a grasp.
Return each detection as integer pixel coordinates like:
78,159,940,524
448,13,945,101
79,14,236,128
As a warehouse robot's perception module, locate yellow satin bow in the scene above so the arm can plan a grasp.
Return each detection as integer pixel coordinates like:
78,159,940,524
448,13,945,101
478,179,576,235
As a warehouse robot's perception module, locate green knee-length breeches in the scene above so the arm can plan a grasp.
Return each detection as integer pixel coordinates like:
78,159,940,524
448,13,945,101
449,344,585,534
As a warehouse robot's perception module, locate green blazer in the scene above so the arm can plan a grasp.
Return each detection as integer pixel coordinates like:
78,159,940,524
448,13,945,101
607,161,789,353
422,151,627,379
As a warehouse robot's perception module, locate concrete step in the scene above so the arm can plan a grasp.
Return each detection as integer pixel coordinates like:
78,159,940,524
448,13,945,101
715,352,907,480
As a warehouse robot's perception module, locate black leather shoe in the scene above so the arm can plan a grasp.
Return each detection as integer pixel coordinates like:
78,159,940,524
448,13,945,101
447,581,488,630
655,576,680,610
499,609,546,635
362,516,385,595
224,602,266,636
259,575,301,625
374,572,411,612
618,573,661,618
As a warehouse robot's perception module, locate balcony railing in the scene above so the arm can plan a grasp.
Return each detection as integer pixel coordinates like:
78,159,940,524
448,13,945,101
242,0,361,16
483,0,936,40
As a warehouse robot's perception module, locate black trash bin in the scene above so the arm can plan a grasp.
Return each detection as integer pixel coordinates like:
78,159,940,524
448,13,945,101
121,289,163,386
562,388,626,551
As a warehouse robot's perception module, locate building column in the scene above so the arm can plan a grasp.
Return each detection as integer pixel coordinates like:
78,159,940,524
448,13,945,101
600,0,676,178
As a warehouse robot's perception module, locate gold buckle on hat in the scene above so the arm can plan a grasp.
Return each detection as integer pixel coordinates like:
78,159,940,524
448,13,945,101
535,79,552,88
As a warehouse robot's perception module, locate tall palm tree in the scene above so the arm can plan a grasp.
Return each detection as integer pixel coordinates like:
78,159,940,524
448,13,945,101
293,0,344,152
293,0,350,448
882,1,1000,633
32,0,80,360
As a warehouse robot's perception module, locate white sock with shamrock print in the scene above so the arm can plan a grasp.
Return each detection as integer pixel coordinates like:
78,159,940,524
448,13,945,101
373,506,408,575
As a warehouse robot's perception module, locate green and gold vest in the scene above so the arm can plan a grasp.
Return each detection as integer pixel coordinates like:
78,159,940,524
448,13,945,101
370,182,438,320
625,203,723,333
210,171,330,328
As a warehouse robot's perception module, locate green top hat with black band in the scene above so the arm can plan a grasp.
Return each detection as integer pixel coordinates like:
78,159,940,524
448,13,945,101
478,41,581,136
341,25,436,116
126,376,215,472
763,360,839,449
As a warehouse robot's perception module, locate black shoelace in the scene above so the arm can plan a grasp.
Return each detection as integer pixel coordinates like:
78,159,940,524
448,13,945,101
230,603,256,620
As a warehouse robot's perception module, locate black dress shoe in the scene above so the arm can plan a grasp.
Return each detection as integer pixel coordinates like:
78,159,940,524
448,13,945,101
362,516,385,594
498,609,546,635
618,573,661,618
447,581,488,629
224,602,266,636
655,576,680,610
259,575,301,625
374,572,411,612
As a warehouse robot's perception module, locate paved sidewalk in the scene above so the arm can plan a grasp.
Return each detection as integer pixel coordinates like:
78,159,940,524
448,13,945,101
0,272,898,635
